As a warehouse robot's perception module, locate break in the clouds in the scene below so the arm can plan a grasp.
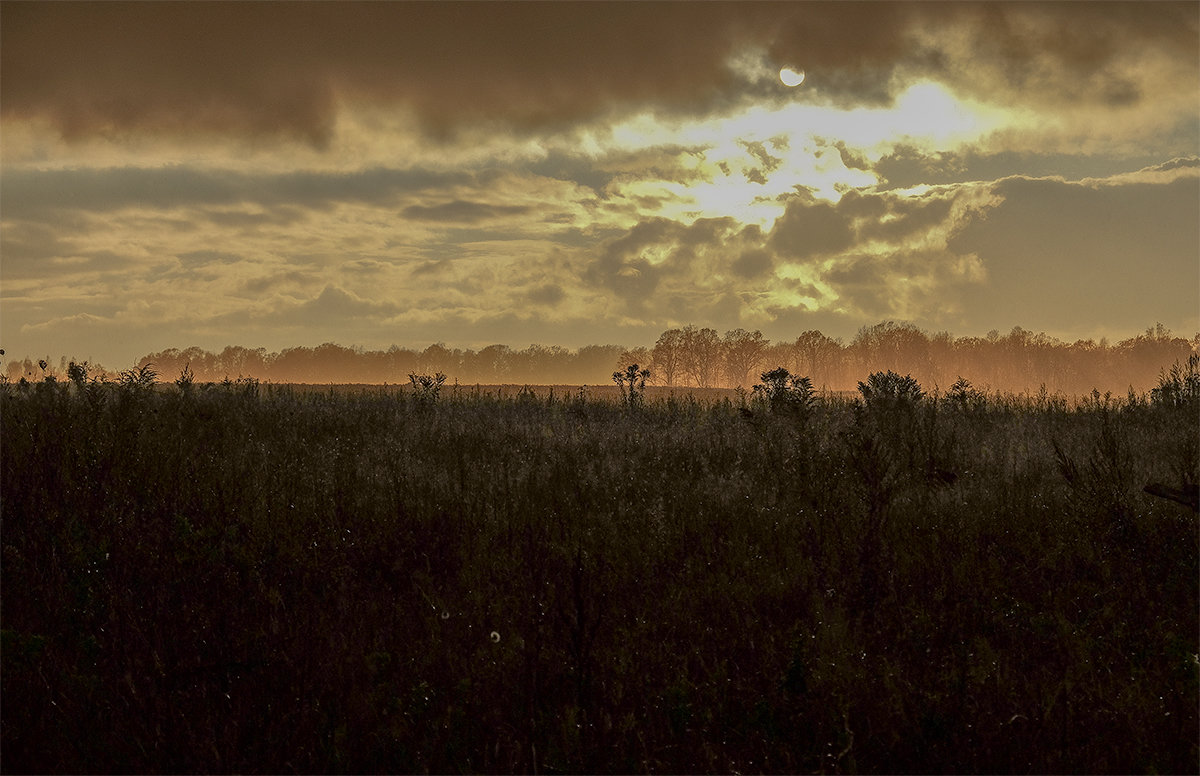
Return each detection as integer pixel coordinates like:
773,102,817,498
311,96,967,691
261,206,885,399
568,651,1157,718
1,2,1197,368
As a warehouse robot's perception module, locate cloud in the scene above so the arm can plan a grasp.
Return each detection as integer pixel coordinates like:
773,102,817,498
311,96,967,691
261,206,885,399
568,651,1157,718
930,3,1197,106
731,249,774,279
573,180,996,330
18,311,101,331
294,285,398,320
1,2,759,143
856,194,954,243
768,193,854,260
0,165,471,219
177,250,243,267
526,283,565,306
584,216,771,311
871,146,1195,190
239,271,311,296
6,3,1192,144
0,222,75,274
948,169,1200,332
402,200,531,224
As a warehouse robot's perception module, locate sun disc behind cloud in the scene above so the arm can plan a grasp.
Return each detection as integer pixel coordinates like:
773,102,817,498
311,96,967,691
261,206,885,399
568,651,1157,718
779,67,806,87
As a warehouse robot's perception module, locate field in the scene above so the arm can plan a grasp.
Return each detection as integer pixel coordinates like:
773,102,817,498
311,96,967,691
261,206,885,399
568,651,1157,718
2,373,1197,773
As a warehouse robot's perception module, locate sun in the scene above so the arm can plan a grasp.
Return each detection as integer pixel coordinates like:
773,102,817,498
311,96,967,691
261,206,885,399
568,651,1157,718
779,67,805,87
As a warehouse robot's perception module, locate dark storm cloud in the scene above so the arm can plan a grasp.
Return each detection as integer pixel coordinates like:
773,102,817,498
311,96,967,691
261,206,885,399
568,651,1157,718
0,166,470,218
5,2,1191,144
1,1,763,143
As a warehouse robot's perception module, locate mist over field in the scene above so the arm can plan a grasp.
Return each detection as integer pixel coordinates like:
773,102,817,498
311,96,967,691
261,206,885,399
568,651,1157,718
6,321,1196,398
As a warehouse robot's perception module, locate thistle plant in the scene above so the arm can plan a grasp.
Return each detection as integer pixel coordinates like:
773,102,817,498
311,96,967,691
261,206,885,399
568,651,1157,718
408,372,446,406
612,364,650,408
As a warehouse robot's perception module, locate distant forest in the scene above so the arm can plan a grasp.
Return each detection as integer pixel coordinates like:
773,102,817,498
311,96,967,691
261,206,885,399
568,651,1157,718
8,322,1198,396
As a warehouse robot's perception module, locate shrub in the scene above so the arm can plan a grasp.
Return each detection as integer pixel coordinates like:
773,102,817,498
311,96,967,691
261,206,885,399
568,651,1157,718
66,361,89,389
857,369,924,408
943,376,987,412
752,366,815,419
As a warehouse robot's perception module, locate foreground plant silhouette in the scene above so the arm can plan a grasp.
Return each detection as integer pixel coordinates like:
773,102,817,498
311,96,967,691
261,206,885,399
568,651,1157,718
612,363,651,408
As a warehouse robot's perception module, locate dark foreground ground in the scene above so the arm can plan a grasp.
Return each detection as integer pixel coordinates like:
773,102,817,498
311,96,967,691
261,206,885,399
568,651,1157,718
2,377,1197,773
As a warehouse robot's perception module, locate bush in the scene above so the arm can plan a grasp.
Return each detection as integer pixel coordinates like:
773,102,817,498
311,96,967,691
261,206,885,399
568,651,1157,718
857,369,924,408
944,376,987,412
752,366,816,419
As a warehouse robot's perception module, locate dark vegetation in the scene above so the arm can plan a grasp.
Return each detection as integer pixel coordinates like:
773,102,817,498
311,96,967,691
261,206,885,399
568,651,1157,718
2,357,1198,774
7,321,1197,395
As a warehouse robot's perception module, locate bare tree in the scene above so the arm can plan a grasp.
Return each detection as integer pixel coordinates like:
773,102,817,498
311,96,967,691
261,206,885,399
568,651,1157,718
651,328,685,386
722,328,768,387
680,325,722,387
793,330,844,388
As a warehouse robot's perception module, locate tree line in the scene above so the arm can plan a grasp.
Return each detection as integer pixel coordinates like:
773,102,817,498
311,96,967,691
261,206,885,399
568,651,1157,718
623,322,1199,395
5,321,1197,395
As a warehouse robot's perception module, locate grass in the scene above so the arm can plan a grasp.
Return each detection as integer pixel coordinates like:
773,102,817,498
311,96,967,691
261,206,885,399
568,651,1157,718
1,374,1197,773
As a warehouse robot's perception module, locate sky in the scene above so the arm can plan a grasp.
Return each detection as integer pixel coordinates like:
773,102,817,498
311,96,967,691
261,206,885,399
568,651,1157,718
2,1,1198,368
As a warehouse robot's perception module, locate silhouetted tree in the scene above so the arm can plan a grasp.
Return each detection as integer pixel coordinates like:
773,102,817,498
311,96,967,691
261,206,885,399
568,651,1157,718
679,325,722,388
650,328,685,386
617,347,652,376
722,328,768,387
793,330,845,389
